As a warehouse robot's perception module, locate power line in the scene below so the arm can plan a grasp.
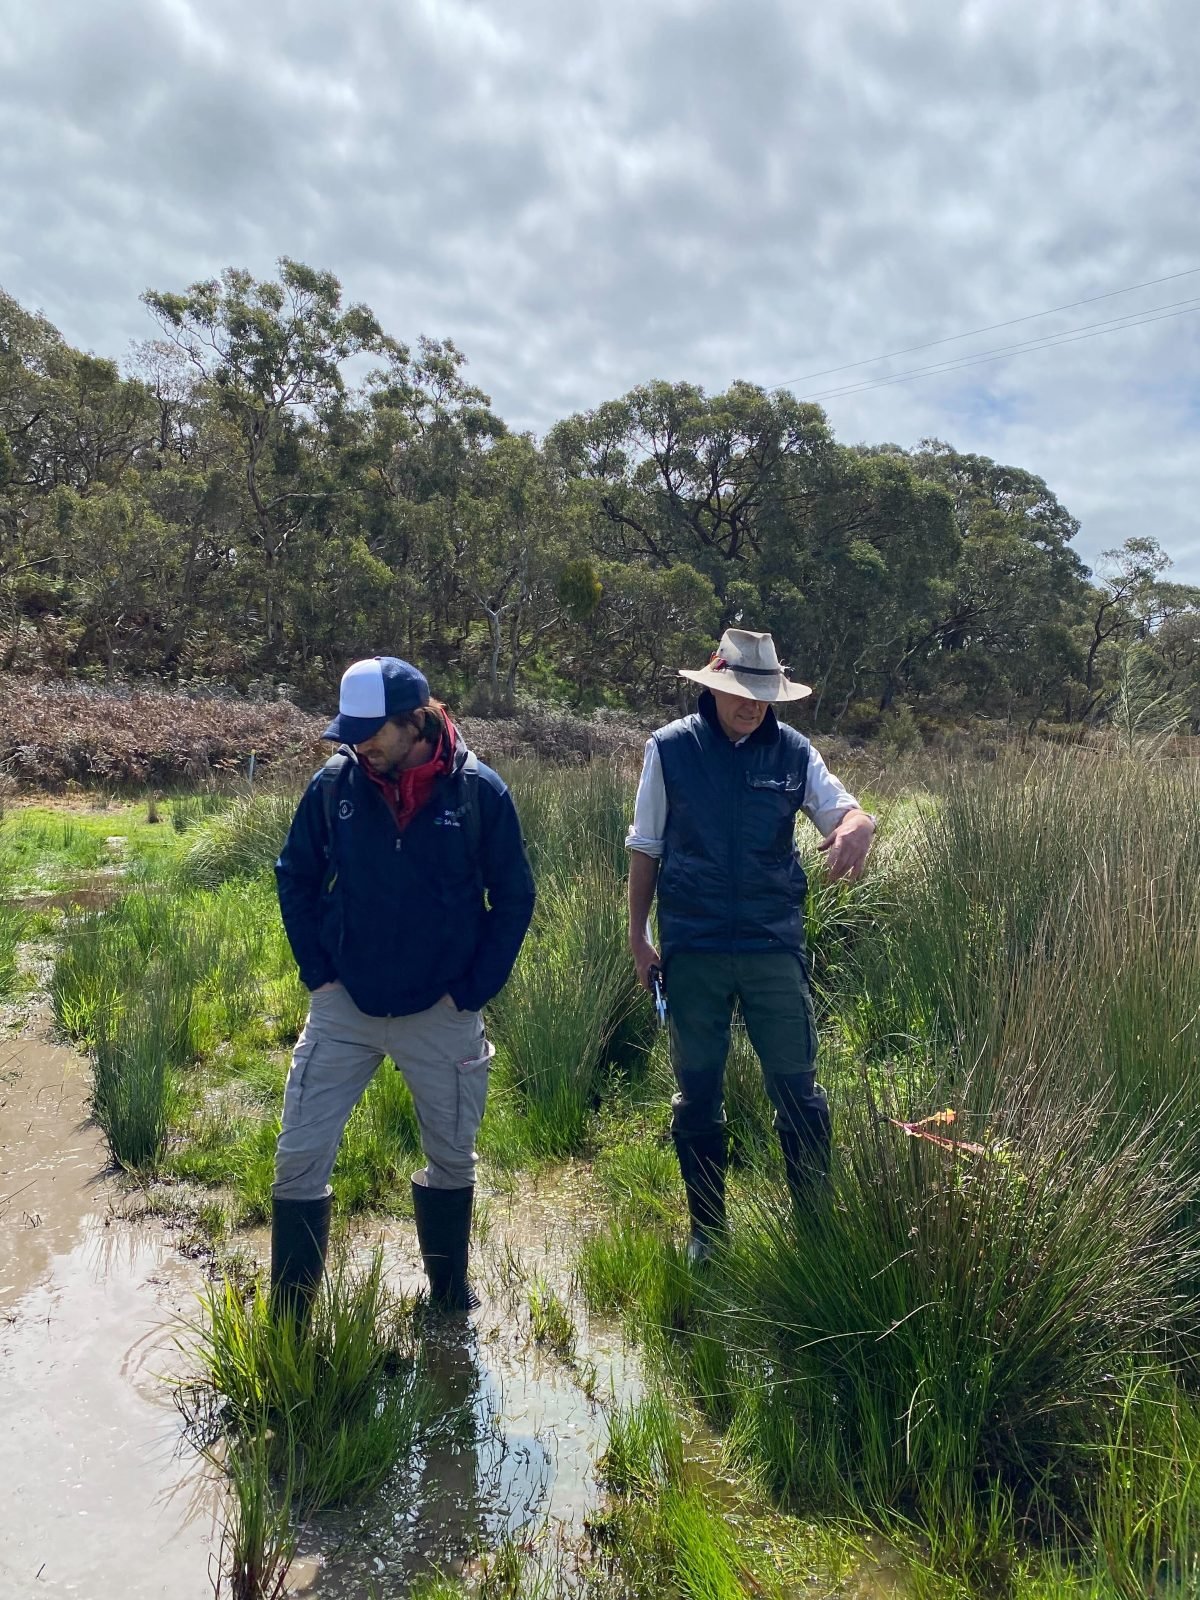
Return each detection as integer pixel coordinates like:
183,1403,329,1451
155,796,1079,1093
798,295,1200,403
767,264,1200,392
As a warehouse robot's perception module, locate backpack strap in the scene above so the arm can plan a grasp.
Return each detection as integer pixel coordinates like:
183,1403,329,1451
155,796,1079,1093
318,746,353,856
459,751,483,890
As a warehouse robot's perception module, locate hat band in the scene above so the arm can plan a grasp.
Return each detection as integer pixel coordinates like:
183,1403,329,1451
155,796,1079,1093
712,657,787,677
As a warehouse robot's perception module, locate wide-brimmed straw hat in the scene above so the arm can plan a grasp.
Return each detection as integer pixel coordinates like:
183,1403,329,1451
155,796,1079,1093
678,629,812,703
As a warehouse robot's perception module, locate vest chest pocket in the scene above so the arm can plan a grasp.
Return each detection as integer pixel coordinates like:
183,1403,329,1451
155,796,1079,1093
745,771,805,853
746,773,804,796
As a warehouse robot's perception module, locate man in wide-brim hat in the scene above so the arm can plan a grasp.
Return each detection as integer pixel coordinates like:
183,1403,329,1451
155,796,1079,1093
627,629,875,1262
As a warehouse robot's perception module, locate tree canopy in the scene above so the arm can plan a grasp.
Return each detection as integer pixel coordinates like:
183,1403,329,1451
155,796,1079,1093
2,265,1197,733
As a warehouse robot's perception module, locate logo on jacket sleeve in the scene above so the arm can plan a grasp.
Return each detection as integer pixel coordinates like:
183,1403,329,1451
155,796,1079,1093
338,799,354,820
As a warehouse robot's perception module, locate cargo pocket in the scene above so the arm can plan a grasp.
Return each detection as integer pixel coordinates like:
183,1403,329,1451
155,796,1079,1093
454,1035,495,1148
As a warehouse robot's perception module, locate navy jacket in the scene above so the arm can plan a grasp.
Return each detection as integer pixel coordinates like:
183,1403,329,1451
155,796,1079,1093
655,691,810,960
275,739,535,1017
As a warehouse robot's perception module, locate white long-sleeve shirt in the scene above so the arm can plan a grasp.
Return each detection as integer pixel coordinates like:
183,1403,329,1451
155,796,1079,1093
625,736,861,859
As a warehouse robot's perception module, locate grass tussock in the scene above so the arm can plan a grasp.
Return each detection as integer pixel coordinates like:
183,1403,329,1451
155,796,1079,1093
211,1428,299,1600
180,1249,437,1510
712,1080,1200,1526
180,791,300,887
487,858,642,1157
579,748,1200,1591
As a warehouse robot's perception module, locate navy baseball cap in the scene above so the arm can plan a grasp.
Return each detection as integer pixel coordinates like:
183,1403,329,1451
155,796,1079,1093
322,657,431,744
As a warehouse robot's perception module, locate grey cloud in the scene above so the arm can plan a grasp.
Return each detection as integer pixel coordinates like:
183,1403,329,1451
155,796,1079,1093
0,0,1196,577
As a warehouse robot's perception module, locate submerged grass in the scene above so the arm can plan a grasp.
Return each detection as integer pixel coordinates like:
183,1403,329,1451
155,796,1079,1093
210,1428,299,1600
594,1389,857,1600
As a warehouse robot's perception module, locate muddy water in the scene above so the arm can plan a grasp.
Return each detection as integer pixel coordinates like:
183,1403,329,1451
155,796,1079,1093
0,1039,218,1597
1,1040,638,1598
289,1175,641,1597
0,1037,894,1598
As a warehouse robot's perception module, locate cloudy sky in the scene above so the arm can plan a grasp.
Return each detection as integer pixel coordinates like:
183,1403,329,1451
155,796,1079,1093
2,0,1197,579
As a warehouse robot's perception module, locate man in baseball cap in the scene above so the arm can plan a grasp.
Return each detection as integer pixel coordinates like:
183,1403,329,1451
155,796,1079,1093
321,656,431,745
272,656,536,1320
626,629,875,1263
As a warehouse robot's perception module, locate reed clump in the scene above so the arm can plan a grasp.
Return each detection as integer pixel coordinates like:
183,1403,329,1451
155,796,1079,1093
581,748,1200,1587
181,1249,437,1510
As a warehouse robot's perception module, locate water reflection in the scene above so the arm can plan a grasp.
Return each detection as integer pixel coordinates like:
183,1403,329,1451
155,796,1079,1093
297,1319,554,1596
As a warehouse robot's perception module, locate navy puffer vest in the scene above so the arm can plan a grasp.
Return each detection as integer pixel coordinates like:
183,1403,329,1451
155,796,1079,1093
656,691,810,960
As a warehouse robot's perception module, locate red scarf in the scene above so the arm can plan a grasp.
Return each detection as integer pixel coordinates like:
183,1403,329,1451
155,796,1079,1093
363,715,458,832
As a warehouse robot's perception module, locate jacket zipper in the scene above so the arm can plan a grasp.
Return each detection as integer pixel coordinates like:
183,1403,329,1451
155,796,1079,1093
730,740,741,947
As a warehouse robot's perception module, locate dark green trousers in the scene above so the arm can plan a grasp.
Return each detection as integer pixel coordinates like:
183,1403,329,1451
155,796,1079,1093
665,950,828,1136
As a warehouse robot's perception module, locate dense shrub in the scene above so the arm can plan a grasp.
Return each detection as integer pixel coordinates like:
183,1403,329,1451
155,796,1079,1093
0,677,648,791
0,678,322,790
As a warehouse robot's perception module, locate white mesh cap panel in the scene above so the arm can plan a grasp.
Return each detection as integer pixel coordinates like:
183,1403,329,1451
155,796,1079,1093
339,658,387,717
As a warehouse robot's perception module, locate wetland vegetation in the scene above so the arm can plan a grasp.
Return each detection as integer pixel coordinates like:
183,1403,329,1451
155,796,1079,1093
3,745,1198,1598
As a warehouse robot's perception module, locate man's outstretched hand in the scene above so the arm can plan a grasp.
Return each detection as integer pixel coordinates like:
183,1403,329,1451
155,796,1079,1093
816,809,876,883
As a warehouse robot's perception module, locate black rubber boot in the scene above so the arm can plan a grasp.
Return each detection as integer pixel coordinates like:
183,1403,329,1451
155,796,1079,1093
270,1192,331,1325
778,1105,832,1212
411,1180,479,1313
673,1128,727,1266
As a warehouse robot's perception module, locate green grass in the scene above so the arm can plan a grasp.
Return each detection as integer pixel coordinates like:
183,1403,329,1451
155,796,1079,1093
0,802,206,889
486,860,642,1157
180,1247,439,1509
500,760,632,882
583,1077,1200,1536
180,791,299,888
0,898,22,997
210,1427,298,1600
0,809,115,880
51,875,300,1168
19,753,1200,1597
595,1389,858,1600
576,749,1200,1595
1088,1375,1200,1599
526,1275,577,1360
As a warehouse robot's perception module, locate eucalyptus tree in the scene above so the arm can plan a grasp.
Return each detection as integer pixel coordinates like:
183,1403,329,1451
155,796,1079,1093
450,433,578,709
0,288,159,671
548,379,837,579
906,441,1090,722
549,382,959,718
143,259,389,657
354,334,504,667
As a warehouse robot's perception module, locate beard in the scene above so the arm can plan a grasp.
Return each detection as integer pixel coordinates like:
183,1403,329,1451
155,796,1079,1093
361,751,402,778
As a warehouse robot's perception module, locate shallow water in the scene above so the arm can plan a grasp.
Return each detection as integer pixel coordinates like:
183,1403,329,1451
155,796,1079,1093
0,1039,218,1597
1,1038,641,1597
290,1177,642,1596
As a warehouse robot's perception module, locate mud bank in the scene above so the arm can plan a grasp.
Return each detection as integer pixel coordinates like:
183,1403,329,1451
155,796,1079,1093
0,1039,218,1598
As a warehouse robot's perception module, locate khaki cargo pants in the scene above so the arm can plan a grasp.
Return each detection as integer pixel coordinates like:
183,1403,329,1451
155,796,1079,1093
272,982,494,1200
